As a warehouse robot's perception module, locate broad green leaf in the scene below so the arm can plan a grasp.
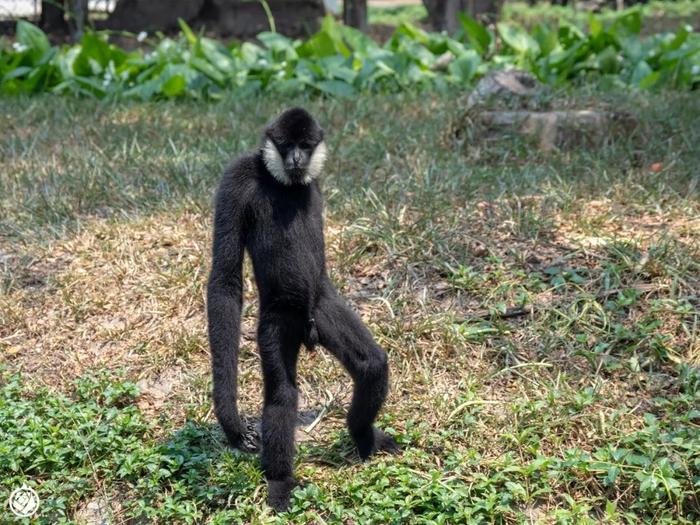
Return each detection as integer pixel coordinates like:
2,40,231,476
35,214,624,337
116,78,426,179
458,13,491,57
338,23,374,54
639,70,660,89
448,50,480,82
312,79,355,97
497,22,540,56
1,65,32,80
190,56,225,84
258,32,295,52
587,14,607,52
667,25,690,51
588,15,603,40
299,31,338,58
597,46,620,74
320,15,350,57
612,9,642,37
16,21,50,63
532,24,558,56
240,42,264,64
123,77,160,100
200,38,235,72
319,56,356,83
178,18,197,46
161,74,186,96
558,22,586,48
630,60,652,85
393,22,430,47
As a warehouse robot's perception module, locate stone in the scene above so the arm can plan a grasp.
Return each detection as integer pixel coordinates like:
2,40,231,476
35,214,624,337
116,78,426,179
467,70,544,110
476,109,637,151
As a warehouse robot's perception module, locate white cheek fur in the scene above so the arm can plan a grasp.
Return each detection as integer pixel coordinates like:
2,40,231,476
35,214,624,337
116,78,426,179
262,138,291,185
304,140,327,184
262,138,327,186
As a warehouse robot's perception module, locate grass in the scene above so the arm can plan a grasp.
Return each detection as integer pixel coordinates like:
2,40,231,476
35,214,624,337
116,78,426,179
503,1,700,33
0,88,699,524
369,4,428,27
367,1,700,34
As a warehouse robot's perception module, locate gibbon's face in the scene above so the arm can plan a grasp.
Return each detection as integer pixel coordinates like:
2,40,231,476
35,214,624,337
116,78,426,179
262,108,327,186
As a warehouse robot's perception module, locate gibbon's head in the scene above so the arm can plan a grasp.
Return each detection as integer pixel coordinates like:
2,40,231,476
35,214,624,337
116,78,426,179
262,107,327,186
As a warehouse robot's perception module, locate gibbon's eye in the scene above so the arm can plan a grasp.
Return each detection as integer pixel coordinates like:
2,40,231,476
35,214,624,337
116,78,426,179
299,142,311,150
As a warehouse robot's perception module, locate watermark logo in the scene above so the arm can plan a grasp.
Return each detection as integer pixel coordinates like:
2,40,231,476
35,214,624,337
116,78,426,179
8,484,40,518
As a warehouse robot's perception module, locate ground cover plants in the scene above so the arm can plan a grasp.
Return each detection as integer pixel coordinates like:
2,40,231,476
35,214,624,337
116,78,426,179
1,5,699,100
0,86,698,523
503,0,700,30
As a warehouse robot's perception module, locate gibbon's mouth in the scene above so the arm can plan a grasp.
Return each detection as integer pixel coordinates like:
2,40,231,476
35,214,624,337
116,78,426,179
286,167,306,179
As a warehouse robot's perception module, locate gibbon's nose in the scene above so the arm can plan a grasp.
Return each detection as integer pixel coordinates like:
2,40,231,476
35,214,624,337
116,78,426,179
292,148,303,167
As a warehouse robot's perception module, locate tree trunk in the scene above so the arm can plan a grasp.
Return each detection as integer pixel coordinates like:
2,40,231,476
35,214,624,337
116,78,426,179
444,0,461,33
103,0,204,32
422,0,501,32
40,0,67,33
67,0,89,41
343,0,367,32
102,0,323,39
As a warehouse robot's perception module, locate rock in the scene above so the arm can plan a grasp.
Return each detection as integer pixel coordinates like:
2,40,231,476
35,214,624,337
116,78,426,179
476,109,638,151
135,368,180,414
75,497,121,525
431,52,456,71
452,70,638,152
467,70,544,110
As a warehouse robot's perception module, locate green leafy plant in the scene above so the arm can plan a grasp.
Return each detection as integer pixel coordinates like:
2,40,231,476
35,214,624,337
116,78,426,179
1,12,698,100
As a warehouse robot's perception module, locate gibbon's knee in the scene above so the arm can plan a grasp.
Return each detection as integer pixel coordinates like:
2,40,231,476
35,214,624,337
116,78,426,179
265,383,298,409
361,346,389,383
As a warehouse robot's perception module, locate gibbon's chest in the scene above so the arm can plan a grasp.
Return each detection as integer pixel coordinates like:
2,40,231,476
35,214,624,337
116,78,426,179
246,183,325,259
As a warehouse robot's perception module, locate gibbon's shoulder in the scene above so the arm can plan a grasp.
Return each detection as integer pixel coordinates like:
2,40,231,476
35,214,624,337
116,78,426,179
217,152,265,200
222,151,266,182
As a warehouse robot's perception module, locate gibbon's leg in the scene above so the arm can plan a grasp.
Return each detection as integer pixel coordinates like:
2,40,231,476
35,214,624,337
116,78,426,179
258,309,304,511
314,281,397,459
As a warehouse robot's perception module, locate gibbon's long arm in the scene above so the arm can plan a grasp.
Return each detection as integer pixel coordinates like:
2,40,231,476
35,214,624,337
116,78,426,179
207,184,248,449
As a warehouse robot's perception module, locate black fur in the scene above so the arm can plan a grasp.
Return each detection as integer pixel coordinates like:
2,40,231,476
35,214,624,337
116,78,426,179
206,108,397,512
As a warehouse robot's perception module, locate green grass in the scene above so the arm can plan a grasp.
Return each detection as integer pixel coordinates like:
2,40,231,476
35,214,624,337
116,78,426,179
368,1,700,33
0,89,699,523
504,0,700,33
369,4,428,27
368,1,700,38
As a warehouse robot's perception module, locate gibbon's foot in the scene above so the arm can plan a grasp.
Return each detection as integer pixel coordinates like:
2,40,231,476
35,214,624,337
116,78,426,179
373,428,400,455
223,419,261,453
267,477,297,512
356,427,400,460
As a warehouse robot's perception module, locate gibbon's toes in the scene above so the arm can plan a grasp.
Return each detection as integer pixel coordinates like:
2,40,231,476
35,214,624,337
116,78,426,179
223,420,261,453
356,428,400,460
267,477,297,512
238,419,261,452
374,428,400,455
239,429,261,453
